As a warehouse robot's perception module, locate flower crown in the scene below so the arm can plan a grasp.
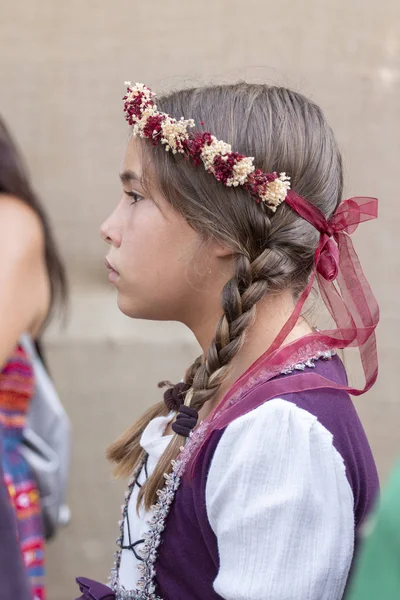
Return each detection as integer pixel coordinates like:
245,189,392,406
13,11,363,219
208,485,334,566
123,82,291,211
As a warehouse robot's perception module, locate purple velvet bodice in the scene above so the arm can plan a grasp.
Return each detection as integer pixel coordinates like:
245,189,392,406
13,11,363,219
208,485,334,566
155,356,379,600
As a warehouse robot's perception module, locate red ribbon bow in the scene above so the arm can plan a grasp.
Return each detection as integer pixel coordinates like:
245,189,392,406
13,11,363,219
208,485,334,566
286,194,377,280
268,193,380,393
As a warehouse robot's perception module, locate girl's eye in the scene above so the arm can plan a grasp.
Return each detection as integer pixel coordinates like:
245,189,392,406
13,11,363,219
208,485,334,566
125,190,144,205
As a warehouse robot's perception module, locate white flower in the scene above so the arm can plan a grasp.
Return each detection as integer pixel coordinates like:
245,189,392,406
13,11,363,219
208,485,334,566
200,136,232,172
261,172,291,210
226,156,255,187
160,116,195,154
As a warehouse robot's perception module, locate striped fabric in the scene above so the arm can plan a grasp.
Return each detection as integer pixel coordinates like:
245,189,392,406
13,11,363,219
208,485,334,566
0,344,46,600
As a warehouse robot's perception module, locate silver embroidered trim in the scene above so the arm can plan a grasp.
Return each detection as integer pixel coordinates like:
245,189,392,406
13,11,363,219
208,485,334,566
109,455,185,600
110,351,336,599
281,349,336,374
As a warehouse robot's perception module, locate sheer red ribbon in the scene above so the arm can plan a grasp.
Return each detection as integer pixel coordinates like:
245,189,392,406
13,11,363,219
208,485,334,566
267,193,379,388
218,194,379,405
185,194,379,472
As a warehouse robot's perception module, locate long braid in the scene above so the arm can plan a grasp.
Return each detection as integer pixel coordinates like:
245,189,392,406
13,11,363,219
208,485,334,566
188,255,267,411
184,354,204,388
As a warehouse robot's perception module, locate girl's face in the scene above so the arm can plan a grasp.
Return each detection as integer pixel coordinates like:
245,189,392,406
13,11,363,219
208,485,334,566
100,138,230,326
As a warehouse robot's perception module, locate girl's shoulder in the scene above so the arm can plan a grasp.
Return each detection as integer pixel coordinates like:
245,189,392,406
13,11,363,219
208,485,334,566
198,355,378,528
228,353,359,454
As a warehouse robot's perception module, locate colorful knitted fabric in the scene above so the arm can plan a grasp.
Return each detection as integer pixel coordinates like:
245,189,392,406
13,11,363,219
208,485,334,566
0,344,46,600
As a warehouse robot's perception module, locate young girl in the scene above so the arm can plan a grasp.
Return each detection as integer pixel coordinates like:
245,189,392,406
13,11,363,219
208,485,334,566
76,82,379,600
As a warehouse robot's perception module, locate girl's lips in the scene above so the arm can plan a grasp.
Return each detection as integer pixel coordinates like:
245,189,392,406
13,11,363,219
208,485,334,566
105,258,120,283
105,257,119,274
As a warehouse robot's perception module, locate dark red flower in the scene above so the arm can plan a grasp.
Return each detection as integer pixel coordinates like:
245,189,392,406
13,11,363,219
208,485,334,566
123,90,154,126
185,132,213,165
212,152,246,184
245,169,277,200
142,114,165,142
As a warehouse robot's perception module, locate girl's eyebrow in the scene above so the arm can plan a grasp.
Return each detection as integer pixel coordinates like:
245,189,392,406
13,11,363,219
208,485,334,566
119,169,142,184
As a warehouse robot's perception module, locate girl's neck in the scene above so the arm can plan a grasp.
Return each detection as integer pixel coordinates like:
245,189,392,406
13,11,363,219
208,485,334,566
192,292,313,421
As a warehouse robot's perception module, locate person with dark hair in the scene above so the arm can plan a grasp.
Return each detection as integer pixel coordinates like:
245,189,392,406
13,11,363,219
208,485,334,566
0,115,67,600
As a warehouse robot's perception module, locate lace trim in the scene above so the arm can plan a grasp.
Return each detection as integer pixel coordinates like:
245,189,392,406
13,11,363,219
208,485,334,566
281,349,336,374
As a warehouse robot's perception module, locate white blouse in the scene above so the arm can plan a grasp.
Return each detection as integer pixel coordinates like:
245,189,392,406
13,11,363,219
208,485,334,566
118,412,174,586
119,400,354,599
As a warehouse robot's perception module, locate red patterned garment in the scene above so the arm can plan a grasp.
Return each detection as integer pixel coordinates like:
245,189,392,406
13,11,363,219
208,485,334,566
0,344,46,600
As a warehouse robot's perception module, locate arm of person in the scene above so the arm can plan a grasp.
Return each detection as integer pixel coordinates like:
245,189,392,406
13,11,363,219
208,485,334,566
0,195,47,369
206,398,354,600
0,433,32,600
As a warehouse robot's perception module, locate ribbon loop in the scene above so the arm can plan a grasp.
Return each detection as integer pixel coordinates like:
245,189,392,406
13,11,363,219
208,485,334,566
286,193,378,237
316,237,339,281
330,196,378,234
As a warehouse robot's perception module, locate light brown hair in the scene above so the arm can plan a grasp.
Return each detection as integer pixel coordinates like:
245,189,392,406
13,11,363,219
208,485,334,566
108,82,343,509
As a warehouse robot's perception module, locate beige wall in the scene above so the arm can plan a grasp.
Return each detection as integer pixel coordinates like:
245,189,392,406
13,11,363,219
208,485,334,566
0,1,399,598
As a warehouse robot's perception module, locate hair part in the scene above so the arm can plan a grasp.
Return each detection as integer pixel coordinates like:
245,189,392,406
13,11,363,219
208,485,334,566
108,82,343,510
